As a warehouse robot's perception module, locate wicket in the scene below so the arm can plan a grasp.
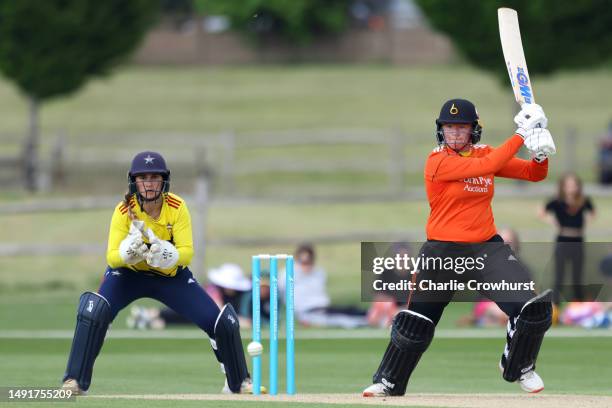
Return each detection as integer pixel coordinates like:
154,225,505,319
251,254,295,395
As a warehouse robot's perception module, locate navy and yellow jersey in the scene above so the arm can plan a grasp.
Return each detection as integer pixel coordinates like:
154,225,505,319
106,193,194,277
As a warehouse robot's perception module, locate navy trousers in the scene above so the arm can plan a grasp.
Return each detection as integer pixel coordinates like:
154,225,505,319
98,266,220,337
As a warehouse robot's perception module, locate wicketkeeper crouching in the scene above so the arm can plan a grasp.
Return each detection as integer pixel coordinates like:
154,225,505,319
62,151,265,395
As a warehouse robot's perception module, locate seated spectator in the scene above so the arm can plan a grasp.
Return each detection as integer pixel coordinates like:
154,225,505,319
127,263,251,329
456,299,508,328
279,243,368,329
561,302,610,329
367,242,412,328
239,268,272,327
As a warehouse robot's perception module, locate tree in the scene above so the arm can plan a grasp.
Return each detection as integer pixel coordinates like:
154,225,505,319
415,0,612,80
0,0,159,191
195,0,349,45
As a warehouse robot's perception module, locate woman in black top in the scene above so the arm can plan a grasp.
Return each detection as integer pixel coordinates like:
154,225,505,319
539,173,595,305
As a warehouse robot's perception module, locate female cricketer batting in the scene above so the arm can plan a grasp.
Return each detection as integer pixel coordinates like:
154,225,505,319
62,151,258,395
363,99,556,397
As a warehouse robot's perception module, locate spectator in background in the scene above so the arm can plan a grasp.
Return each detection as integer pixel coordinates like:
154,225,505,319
598,120,612,184
558,240,612,329
560,301,610,329
239,268,271,327
127,263,252,329
279,243,368,329
538,173,595,306
367,242,413,328
206,263,252,311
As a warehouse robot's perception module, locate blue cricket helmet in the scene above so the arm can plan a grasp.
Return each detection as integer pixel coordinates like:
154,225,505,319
127,151,171,196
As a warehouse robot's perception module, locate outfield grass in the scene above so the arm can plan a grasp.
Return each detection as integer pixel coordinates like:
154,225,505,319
16,402,385,408
1,64,610,194
1,65,610,135
1,335,610,408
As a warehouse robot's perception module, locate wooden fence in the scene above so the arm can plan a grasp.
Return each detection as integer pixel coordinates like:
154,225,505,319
1,127,603,198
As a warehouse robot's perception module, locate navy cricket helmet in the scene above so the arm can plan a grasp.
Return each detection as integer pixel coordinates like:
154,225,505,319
127,151,171,199
435,98,483,145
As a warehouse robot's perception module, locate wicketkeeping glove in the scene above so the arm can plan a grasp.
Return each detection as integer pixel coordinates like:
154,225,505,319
144,228,179,269
514,103,548,136
119,221,148,265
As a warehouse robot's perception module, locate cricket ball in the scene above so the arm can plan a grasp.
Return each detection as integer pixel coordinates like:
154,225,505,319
247,341,263,356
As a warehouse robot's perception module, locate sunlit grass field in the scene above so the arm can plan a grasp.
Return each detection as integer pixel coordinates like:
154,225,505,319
1,64,611,407
1,64,610,194
1,333,611,408
1,64,610,135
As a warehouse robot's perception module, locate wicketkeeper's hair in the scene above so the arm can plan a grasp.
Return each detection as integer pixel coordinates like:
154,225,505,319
124,191,136,220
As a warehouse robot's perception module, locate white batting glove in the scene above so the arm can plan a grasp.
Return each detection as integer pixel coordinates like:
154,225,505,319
119,221,147,264
514,103,548,136
144,228,179,269
523,128,556,158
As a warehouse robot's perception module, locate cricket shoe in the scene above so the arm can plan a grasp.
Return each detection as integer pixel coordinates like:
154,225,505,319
518,370,544,393
221,378,267,394
499,361,544,393
62,379,86,396
362,382,392,397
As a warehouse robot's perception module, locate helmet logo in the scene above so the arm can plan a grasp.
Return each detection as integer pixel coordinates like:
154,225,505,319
450,103,459,115
144,155,155,164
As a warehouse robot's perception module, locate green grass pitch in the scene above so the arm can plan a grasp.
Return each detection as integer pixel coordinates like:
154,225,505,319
1,333,611,408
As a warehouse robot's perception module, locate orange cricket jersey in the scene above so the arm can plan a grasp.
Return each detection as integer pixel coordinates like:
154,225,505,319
424,134,548,242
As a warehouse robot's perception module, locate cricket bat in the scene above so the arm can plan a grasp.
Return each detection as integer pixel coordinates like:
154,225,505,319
498,8,534,107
